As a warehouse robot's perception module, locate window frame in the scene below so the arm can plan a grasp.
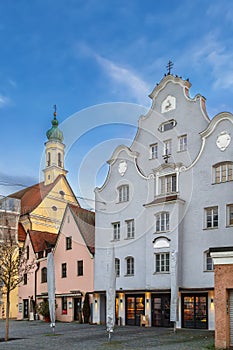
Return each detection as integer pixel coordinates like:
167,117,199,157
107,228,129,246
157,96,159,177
205,206,218,229
213,162,233,184
118,185,129,203
61,262,67,278
62,296,67,315
41,267,47,283
155,212,170,233
226,204,233,226
66,236,72,250
112,222,120,240
23,273,27,285
159,119,176,132
126,219,135,239
115,258,120,277
160,173,177,195
125,256,134,276
204,251,214,272
163,139,172,156
150,143,158,159
178,134,187,152
155,252,170,273
77,260,83,276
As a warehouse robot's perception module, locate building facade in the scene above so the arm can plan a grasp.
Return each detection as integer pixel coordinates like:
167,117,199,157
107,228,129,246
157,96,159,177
94,73,233,330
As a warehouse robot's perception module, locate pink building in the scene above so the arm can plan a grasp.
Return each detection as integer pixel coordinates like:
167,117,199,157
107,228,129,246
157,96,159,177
18,204,95,323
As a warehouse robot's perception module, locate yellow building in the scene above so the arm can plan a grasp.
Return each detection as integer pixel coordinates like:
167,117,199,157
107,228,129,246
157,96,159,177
2,111,79,319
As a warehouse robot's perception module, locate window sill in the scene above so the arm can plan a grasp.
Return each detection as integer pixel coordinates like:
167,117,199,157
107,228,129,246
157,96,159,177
204,270,214,273
203,227,218,230
124,237,135,240
124,274,134,277
153,272,170,275
154,230,170,234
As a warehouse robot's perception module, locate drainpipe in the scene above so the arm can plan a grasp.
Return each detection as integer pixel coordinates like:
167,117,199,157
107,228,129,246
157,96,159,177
34,261,40,318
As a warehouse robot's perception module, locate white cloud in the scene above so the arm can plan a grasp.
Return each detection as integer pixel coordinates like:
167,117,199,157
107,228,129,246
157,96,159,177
95,54,150,105
0,94,10,108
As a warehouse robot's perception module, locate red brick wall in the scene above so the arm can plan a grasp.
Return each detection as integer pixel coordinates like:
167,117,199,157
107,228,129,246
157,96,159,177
215,264,233,349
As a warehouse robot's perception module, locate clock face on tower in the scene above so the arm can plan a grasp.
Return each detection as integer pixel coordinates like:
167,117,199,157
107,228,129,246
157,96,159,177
161,95,176,113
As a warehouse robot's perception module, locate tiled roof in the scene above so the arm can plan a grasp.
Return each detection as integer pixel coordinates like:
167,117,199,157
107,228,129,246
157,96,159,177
18,222,27,242
69,205,95,255
29,230,57,253
9,175,79,215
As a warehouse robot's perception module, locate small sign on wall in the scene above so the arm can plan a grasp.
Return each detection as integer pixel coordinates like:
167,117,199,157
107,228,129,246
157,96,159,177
18,303,22,313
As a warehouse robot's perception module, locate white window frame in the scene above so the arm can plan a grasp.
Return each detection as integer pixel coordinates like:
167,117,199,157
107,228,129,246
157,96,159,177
126,219,135,239
155,212,170,232
214,162,233,184
112,222,120,240
178,135,187,151
204,251,214,271
115,258,120,277
160,174,177,195
159,119,176,132
163,139,172,156
125,256,134,276
118,185,129,202
155,253,170,273
205,206,218,229
150,143,158,159
226,204,233,226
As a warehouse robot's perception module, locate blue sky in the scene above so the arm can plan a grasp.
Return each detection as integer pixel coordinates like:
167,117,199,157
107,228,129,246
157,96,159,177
0,0,233,207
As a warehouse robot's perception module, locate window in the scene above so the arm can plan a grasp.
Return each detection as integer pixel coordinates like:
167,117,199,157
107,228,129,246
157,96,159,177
205,251,214,271
205,207,218,229
150,143,158,159
214,162,233,183
38,251,44,259
155,253,170,273
159,119,176,132
179,135,187,151
47,152,51,166
227,204,233,226
115,258,120,277
66,236,72,250
160,174,177,194
77,260,83,276
155,212,169,232
62,296,67,315
41,267,47,283
26,245,29,260
163,139,172,155
23,273,27,285
126,219,135,239
58,153,62,167
112,222,120,240
126,257,134,276
118,185,129,202
61,263,67,278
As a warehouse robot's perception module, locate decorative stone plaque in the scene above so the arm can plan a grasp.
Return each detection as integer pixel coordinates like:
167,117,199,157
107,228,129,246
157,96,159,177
216,131,231,151
161,95,176,113
118,160,127,176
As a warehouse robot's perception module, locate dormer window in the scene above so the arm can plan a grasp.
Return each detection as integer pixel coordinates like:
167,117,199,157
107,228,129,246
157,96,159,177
158,119,176,132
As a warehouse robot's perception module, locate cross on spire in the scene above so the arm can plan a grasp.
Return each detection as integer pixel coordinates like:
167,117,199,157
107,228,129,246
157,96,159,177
53,104,57,117
166,60,174,75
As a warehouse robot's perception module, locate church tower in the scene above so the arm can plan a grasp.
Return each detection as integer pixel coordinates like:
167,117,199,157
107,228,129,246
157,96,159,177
43,109,68,185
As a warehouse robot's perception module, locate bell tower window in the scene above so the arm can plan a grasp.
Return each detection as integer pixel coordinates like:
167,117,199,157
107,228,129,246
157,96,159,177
58,153,62,167
47,152,51,166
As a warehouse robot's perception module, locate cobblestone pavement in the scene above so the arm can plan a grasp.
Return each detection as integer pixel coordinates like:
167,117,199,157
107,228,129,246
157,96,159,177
0,320,215,350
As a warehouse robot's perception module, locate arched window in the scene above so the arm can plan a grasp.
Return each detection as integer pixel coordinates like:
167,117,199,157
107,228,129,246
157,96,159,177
115,258,120,277
41,267,47,283
118,185,129,202
213,162,233,183
125,256,134,276
58,153,62,167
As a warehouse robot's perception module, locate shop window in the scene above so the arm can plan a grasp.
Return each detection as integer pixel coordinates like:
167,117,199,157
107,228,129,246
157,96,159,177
62,296,67,315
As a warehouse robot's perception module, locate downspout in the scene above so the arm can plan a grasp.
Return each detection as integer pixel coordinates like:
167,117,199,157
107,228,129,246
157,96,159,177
34,261,40,317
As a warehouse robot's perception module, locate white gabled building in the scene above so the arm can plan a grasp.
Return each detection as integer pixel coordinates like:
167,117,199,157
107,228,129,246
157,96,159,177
93,72,233,330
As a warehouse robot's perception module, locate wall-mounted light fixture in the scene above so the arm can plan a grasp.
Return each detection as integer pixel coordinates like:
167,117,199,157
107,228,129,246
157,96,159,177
95,299,98,304
146,299,150,303
120,299,123,303
211,298,214,303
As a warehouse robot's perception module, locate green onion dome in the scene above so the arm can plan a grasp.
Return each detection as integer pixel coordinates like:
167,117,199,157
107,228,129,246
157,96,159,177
46,112,64,142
